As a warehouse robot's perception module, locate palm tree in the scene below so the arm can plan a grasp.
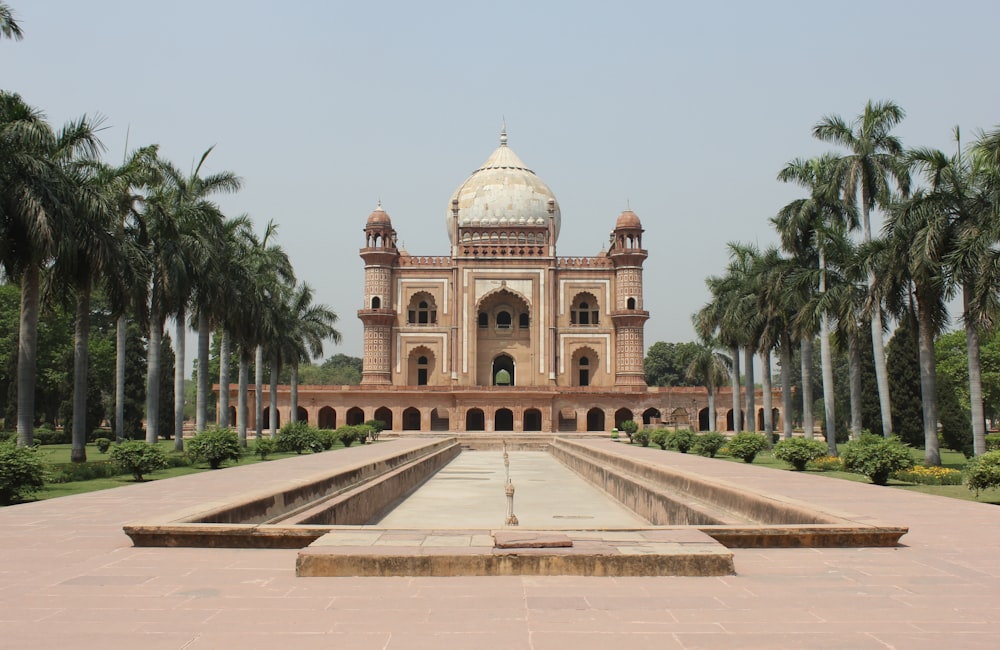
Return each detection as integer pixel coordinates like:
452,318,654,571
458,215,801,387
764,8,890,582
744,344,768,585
0,2,23,41
0,92,103,447
698,243,763,434
143,148,240,447
776,155,858,453
281,282,341,423
685,337,730,432
211,215,256,429
228,220,293,444
94,146,160,443
51,153,134,462
911,130,1000,456
814,100,910,437
878,190,953,466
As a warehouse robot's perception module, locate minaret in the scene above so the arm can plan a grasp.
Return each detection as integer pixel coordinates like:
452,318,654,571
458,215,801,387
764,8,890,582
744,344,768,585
609,209,649,386
358,202,398,385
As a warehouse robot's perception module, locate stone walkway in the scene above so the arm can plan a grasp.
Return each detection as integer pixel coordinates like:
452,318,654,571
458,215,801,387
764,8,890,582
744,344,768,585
2,438,999,649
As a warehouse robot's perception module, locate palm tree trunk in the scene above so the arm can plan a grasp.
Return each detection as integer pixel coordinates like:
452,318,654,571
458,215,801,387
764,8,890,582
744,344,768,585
145,307,162,444
16,264,40,447
237,348,249,447
219,330,231,428
290,363,299,424
964,287,987,456
780,333,794,439
707,384,716,432
174,310,186,450
115,315,126,443
730,345,741,433
819,311,837,455
917,300,941,466
760,350,773,444
862,198,894,438
269,360,279,438
71,288,90,463
743,347,756,431
848,329,863,441
871,310,893,437
801,337,814,439
196,311,210,433
255,345,264,441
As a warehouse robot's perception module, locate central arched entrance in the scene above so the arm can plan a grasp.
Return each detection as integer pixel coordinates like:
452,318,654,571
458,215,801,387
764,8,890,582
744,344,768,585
495,408,514,431
492,354,514,386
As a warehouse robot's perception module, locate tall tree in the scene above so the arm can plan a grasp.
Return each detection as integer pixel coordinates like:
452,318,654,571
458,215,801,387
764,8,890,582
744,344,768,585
276,282,341,423
813,100,910,437
776,154,858,453
685,337,730,432
0,92,103,446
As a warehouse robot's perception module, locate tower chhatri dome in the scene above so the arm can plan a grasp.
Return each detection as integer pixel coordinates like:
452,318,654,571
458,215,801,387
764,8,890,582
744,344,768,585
446,126,561,245
367,201,392,226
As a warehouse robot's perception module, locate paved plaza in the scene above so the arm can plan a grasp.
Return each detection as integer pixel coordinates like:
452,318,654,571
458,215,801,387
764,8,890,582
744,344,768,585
2,437,999,649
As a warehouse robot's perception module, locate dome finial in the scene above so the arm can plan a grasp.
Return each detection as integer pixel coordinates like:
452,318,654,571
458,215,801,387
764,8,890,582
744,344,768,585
500,117,507,146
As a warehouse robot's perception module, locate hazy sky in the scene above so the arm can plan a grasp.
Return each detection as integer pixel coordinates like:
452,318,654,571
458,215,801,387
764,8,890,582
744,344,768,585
5,1,1000,363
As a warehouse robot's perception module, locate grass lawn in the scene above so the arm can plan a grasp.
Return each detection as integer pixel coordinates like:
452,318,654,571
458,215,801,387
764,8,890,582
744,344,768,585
710,442,1000,505
25,438,351,502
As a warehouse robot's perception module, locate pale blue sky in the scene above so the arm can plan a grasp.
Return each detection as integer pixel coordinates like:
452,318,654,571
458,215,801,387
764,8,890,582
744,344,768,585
5,1,1000,362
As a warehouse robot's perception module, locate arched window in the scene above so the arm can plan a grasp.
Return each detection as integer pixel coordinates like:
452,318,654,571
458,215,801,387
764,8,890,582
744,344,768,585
571,293,600,326
478,311,488,328
627,297,636,310
519,313,529,329
407,294,437,325
417,355,429,385
496,311,512,329
371,296,381,309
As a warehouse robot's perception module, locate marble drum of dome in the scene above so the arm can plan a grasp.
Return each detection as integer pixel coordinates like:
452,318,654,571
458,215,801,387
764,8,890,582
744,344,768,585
446,127,561,244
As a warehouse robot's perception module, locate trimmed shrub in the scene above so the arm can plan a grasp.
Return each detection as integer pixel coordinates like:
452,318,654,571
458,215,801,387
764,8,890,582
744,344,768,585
631,429,650,447
88,428,113,443
364,419,386,442
965,450,1000,496
650,429,669,450
620,420,638,443
841,433,914,485
693,432,727,458
95,438,112,453
773,438,829,471
34,427,71,445
276,421,322,454
108,441,168,481
316,428,338,450
0,430,15,444
253,437,277,460
668,429,697,453
985,434,1000,451
187,427,242,469
335,425,365,447
724,432,768,463
809,455,842,472
0,442,45,504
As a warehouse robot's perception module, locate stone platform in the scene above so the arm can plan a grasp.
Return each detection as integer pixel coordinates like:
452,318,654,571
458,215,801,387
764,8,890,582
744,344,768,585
296,528,735,577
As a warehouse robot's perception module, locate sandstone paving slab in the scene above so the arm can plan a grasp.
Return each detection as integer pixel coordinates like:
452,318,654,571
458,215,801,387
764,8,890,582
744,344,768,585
2,438,1000,648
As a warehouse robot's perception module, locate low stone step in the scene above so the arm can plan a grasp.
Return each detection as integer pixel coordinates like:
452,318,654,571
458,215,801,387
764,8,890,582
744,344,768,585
295,528,734,577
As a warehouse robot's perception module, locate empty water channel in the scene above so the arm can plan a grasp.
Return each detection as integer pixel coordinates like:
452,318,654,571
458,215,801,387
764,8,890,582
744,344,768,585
124,437,908,551
375,450,648,528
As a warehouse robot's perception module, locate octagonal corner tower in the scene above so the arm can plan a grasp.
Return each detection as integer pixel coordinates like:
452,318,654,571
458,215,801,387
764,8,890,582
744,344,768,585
446,127,561,245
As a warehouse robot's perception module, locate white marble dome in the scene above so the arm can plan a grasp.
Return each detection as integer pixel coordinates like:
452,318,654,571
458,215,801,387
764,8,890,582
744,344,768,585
447,128,561,244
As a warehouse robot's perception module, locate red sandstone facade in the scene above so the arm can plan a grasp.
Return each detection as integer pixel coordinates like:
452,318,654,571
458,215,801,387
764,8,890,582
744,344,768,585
227,130,783,434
